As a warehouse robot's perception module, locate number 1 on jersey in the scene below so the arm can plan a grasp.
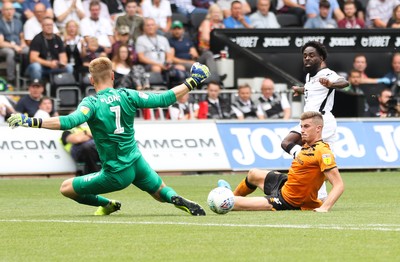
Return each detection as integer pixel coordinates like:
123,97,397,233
110,106,124,134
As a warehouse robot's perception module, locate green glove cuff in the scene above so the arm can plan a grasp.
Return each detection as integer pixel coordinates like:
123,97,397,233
184,77,198,91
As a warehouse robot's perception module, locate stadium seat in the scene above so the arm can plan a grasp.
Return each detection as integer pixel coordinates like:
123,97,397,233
149,72,168,90
79,72,92,92
190,12,207,30
85,86,96,97
50,72,78,97
247,0,258,13
172,12,190,28
276,13,302,27
56,86,81,112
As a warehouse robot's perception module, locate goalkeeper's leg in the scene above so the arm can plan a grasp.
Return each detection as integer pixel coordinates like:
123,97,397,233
60,169,134,214
133,155,206,216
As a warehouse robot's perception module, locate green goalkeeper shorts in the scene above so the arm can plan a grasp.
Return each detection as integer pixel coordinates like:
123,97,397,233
72,155,162,195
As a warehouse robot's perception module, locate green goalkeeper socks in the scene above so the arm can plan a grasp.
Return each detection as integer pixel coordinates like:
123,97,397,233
74,194,110,207
160,186,178,203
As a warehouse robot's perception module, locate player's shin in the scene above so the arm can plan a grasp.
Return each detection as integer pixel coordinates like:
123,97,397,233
233,177,257,196
160,186,178,203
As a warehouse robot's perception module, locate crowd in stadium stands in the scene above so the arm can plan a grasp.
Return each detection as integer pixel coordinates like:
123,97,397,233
0,0,399,120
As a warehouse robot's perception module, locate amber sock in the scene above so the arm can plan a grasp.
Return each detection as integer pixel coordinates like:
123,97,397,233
233,177,257,196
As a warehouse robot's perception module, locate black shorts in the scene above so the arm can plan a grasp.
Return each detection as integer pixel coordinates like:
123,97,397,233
264,171,300,211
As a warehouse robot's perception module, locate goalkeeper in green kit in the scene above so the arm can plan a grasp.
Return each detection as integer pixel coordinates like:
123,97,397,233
8,57,210,216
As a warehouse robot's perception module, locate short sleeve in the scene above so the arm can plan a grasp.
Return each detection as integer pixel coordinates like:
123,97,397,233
316,145,337,172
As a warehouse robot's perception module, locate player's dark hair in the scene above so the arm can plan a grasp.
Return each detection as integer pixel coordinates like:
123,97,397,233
301,41,328,61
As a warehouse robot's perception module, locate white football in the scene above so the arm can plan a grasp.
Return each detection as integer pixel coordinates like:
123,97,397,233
207,187,235,214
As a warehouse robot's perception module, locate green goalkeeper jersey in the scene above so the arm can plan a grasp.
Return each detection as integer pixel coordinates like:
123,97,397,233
59,87,177,173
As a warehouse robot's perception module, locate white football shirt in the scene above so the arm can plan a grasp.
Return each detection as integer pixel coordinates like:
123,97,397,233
303,68,343,116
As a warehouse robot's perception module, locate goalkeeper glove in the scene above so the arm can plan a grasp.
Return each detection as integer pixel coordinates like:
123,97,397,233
7,113,42,129
184,62,211,91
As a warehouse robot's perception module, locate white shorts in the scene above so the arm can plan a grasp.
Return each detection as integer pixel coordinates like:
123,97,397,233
290,113,337,146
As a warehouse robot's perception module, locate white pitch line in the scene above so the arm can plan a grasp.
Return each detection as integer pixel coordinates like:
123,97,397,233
1,219,400,232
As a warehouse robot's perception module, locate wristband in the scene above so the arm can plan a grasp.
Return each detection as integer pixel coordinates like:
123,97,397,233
31,117,43,128
184,77,198,91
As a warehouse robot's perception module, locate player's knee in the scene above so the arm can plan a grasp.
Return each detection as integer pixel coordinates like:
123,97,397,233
60,179,74,198
247,168,259,184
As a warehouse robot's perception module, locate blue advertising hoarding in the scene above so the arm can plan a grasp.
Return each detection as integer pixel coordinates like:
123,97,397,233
217,119,400,170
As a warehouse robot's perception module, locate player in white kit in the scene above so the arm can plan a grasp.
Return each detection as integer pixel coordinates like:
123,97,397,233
281,41,349,201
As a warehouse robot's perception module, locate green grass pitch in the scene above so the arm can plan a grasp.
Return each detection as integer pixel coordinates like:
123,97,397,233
0,171,399,261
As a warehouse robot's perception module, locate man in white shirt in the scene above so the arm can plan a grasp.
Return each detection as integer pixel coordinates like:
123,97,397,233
82,0,111,21
141,0,172,34
0,94,15,124
53,0,86,31
250,0,281,28
281,41,348,201
24,3,59,45
80,0,114,53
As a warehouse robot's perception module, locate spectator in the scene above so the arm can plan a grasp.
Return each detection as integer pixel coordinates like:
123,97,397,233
168,93,199,120
256,78,291,119
82,0,111,21
352,54,390,85
111,44,133,87
366,0,398,28
141,0,172,34
250,0,281,28
111,26,138,64
193,0,214,10
61,124,101,175
100,0,125,21
218,0,251,18
22,0,54,20
387,4,400,28
15,79,45,117
337,0,365,28
198,4,225,53
383,53,400,97
115,0,144,44
275,0,306,25
23,3,60,45
136,18,187,83
199,81,233,119
305,0,344,22
63,20,84,79
171,0,208,17
338,0,365,22
223,1,253,28
33,96,55,118
168,20,221,83
342,69,364,94
0,94,15,124
231,84,262,120
365,88,395,117
0,2,28,84
111,26,149,90
80,0,114,54
81,37,107,67
25,17,73,81
304,0,338,28
53,0,86,32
